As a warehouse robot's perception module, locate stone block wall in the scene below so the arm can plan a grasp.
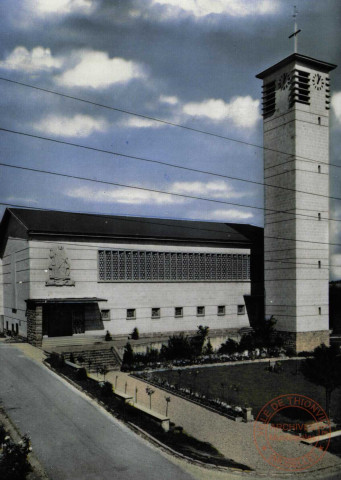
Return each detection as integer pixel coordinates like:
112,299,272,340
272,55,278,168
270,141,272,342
27,304,43,347
276,330,330,353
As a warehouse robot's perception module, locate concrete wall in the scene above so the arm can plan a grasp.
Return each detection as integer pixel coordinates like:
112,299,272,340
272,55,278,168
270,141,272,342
262,59,330,350
29,239,251,337
2,237,29,336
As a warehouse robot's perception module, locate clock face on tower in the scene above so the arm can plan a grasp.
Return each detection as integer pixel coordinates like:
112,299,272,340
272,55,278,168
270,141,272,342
278,72,291,90
312,73,325,90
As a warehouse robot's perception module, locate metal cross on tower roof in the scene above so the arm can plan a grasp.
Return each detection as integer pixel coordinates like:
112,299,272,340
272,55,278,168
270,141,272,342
288,5,301,53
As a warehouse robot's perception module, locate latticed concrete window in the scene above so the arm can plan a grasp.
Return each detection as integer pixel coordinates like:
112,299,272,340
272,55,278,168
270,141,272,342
217,305,225,316
174,307,183,318
98,250,250,282
151,308,160,319
126,308,136,320
197,306,205,317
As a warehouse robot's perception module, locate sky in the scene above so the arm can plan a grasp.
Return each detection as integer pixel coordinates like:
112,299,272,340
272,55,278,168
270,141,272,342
0,0,340,279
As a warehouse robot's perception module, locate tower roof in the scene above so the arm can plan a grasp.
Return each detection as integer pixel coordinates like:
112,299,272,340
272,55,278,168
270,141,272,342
256,53,337,79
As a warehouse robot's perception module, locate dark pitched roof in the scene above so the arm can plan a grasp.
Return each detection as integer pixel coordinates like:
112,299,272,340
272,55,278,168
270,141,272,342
256,53,337,79
0,208,262,255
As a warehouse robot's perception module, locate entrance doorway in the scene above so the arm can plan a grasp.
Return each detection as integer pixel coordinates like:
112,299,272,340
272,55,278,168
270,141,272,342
43,304,85,337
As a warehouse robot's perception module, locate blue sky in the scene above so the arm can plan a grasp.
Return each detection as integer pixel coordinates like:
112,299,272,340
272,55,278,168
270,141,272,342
0,0,341,278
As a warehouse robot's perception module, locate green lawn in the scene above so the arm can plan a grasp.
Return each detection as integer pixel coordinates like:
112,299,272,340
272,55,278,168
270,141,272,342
151,360,341,421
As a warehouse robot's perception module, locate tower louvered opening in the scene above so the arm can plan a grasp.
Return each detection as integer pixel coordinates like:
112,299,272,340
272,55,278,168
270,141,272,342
261,80,276,118
290,69,310,107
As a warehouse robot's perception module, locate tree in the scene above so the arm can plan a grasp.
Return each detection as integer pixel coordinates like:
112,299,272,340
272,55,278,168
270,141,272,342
122,342,134,368
301,344,341,418
161,334,193,360
190,325,209,356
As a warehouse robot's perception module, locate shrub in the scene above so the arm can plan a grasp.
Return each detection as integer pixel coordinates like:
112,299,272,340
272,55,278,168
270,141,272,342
99,381,113,397
285,347,296,357
105,330,112,341
76,367,88,380
161,334,194,360
204,339,213,355
131,328,139,340
0,434,32,480
190,326,209,356
122,342,134,369
219,338,238,355
48,352,65,369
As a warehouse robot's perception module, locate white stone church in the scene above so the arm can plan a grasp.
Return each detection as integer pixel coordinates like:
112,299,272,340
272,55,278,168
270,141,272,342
0,52,336,352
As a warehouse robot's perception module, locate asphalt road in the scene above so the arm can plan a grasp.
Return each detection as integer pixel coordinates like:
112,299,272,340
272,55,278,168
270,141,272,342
0,343,193,480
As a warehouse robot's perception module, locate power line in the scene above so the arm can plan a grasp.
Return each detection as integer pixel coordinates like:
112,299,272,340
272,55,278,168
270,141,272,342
2,127,341,203
2,201,341,249
1,159,340,224
1,76,340,170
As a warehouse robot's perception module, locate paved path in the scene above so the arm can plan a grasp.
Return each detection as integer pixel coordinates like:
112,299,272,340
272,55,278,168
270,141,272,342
0,342,194,480
105,370,341,477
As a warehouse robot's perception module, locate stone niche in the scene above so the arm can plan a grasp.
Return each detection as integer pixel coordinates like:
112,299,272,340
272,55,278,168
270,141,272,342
46,245,75,286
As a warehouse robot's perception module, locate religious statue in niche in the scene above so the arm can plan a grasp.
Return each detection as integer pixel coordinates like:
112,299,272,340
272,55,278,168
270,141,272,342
46,246,75,286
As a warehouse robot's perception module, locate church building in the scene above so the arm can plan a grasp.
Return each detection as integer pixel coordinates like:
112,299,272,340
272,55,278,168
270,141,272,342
0,208,263,347
0,51,336,353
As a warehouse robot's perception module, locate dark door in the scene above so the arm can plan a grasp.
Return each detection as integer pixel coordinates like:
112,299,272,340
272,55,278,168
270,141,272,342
44,305,73,337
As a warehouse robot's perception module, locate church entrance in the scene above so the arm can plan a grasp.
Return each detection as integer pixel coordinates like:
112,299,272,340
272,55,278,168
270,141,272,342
43,304,85,337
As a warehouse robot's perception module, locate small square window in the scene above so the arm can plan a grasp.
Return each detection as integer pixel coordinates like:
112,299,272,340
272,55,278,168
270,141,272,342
217,305,225,316
237,305,245,315
127,308,136,320
197,306,205,317
152,307,160,319
101,309,111,321
175,307,183,318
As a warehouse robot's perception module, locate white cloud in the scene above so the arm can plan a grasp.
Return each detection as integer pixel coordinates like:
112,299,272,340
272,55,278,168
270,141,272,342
183,96,260,128
55,50,146,88
26,0,95,16
33,114,108,137
65,180,245,205
150,0,279,18
160,95,179,105
332,92,341,124
171,180,245,199
120,117,163,129
67,186,184,205
5,196,38,204
0,46,62,72
210,209,253,220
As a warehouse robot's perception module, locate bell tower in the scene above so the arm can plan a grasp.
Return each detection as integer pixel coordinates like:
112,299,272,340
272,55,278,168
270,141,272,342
256,54,336,352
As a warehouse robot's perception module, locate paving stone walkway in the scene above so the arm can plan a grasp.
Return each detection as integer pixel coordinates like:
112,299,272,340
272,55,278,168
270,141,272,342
5,340,341,478
105,370,341,476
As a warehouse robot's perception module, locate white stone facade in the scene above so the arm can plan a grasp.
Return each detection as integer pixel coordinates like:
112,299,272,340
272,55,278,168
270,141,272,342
257,54,336,350
2,237,251,338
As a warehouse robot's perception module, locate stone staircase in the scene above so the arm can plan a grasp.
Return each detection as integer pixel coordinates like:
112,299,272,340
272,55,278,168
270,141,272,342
62,347,121,372
42,335,122,371
42,335,104,350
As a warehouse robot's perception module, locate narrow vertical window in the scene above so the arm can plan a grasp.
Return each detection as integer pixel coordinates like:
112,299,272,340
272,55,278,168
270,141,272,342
318,307,321,315
318,261,321,269
318,213,321,221
318,116,321,125
318,165,321,173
